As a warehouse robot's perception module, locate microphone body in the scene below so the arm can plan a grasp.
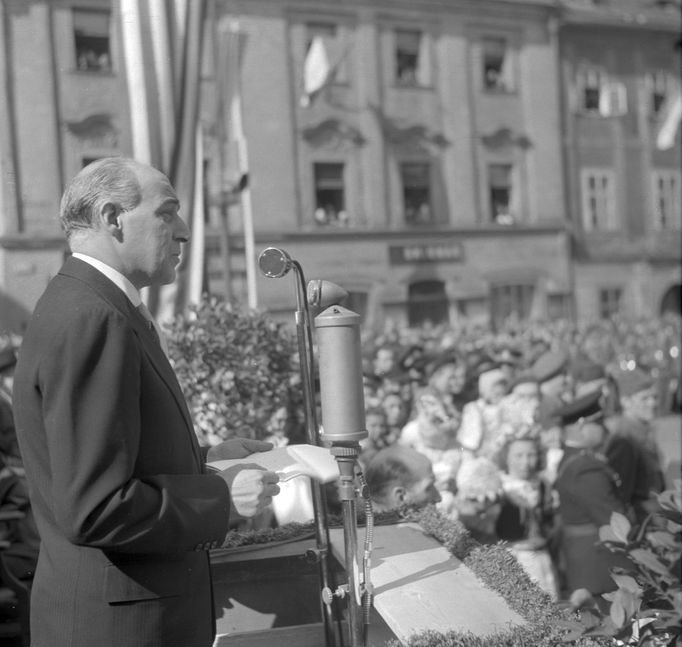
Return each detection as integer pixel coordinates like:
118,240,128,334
315,305,367,444
258,247,293,278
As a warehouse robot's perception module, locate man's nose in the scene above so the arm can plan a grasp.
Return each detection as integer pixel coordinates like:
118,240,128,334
174,216,191,242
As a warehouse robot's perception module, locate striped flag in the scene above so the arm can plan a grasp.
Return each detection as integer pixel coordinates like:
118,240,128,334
119,0,208,321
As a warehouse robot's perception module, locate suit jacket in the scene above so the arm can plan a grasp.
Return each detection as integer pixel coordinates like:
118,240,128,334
13,257,232,647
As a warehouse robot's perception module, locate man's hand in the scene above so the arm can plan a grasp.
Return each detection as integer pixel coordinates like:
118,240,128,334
207,438,274,462
219,465,280,520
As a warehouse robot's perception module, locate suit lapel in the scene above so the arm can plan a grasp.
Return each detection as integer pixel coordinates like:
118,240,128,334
59,257,204,470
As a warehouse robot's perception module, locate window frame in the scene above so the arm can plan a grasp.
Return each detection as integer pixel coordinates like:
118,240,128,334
580,168,617,231
72,7,112,73
312,161,348,227
392,27,432,88
651,168,682,230
400,161,434,225
598,287,622,319
481,36,515,93
489,283,535,328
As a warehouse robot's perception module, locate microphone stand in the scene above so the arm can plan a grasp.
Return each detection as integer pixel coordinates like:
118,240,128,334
286,260,341,647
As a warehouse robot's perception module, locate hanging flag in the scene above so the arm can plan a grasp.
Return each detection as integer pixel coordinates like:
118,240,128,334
301,36,331,107
119,0,209,322
656,88,682,150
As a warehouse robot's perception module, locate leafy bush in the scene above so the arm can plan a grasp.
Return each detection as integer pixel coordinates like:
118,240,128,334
566,481,681,646
166,296,300,445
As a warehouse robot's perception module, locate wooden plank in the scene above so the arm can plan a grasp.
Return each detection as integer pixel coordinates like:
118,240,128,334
329,523,526,644
213,623,325,647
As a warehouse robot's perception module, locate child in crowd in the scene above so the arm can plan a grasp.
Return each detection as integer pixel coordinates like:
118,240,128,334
495,436,559,600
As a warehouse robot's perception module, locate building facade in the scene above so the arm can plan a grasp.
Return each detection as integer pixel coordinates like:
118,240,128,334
0,0,679,334
558,0,681,321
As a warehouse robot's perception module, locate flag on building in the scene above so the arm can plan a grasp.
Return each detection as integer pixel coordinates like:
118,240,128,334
300,36,332,107
656,87,682,150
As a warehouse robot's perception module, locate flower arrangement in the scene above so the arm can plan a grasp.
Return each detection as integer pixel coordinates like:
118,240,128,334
166,296,300,445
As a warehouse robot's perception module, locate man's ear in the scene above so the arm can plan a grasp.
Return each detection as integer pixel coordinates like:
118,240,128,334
392,485,408,506
101,202,122,233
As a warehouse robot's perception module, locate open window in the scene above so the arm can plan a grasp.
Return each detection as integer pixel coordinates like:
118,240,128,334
482,37,514,92
73,8,111,72
488,164,515,225
313,162,348,226
401,162,433,224
394,29,430,86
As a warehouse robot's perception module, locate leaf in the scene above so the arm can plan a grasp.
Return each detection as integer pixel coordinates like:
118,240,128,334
600,524,621,543
629,548,670,575
610,597,627,629
647,530,680,551
611,573,642,594
610,511,632,543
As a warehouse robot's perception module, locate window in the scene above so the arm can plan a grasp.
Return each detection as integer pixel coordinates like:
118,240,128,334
577,67,627,116
488,164,515,224
313,163,347,226
580,169,616,231
408,281,448,327
598,288,622,319
646,71,672,116
73,9,111,72
401,162,432,224
395,29,429,86
490,284,535,329
482,37,513,91
652,170,682,229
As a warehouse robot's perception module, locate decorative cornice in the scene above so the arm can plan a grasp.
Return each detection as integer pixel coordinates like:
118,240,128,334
301,118,366,147
480,127,533,150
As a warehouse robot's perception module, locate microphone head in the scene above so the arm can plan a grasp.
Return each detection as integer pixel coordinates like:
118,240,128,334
259,247,293,278
307,280,349,310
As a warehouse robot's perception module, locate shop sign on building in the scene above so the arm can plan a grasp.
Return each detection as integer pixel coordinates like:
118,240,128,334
389,242,464,264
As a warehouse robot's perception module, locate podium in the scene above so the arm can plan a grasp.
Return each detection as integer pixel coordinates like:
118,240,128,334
210,523,526,646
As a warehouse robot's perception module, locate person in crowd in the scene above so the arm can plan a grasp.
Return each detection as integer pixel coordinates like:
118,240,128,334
12,157,281,647
492,345,523,385
381,392,410,443
0,346,23,476
451,456,504,544
0,454,40,589
605,368,665,524
570,356,620,416
457,368,509,460
399,386,462,514
365,446,441,512
360,405,397,466
426,356,469,416
499,374,542,432
553,390,630,608
495,436,559,599
532,349,572,431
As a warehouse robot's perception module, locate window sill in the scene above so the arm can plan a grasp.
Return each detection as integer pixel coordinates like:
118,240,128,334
70,69,116,78
391,83,434,92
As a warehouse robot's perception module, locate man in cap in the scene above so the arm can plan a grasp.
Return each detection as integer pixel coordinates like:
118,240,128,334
553,390,630,607
532,349,571,431
605,368,665,523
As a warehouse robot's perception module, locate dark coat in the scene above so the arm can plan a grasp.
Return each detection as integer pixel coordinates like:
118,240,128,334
555,447,630,595
13,257,231,647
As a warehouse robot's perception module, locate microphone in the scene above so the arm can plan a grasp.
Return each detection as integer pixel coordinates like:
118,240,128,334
315,305,367,444
307,280,349,310
258,247,293,278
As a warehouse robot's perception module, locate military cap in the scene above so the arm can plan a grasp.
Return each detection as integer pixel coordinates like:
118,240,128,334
555,389,604,426
531,350,569,384
570,356,606,383
613,368,654,398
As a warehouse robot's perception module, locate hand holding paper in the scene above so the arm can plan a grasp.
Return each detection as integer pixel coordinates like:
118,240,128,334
209,444,339,484
217,464,280,520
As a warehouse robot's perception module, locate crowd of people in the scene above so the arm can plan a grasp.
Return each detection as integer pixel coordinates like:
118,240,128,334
352,313,680,606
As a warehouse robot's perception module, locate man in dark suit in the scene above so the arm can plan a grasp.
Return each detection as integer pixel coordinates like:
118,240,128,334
12,157,280,647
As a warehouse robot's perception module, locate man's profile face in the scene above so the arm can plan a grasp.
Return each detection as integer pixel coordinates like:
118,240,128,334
118,166,189,288
404,456,441,506
623,387,658,423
